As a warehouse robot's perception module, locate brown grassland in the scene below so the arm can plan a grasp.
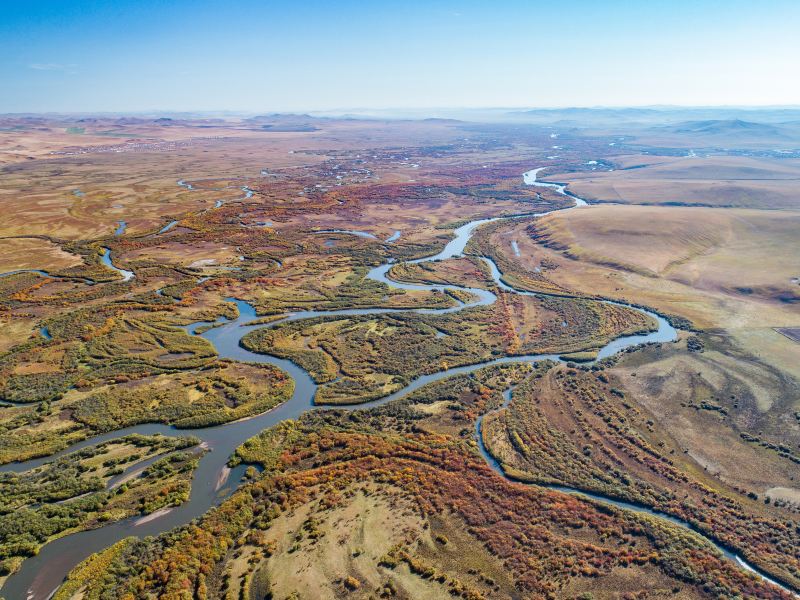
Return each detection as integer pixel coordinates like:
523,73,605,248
478,204,800,379
54,366,795,599
545,155,800,209
0,115,798,599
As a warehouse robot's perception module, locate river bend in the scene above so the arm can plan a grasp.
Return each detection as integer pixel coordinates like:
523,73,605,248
2,168,794,599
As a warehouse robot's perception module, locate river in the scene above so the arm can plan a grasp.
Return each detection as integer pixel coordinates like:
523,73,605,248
2,168,794,599
100,247,134,282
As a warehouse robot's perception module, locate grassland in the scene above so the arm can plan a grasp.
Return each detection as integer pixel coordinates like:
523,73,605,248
545,155,800,209
480,204,800,379
1,114,798,599
0,238,83,273
241,294,653,404
482,359,799,588
388,256,495,289
0,434,202,582
56,367,792,599
610,334,799,500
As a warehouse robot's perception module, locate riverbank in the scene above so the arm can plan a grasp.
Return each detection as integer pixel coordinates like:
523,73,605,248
4,168,793,600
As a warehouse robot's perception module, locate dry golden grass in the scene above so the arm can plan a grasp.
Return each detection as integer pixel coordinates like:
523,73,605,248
0,122,331,239
533,204,799,285
547,155,800,209
612,337,799,494
124,240,242,269
0,238,82,272
0,318,41,353
253,486,427,600
223,483,535,600
495,204,800,378
0,117,546,249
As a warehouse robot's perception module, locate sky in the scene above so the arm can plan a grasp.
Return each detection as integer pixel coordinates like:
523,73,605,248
2,0,800,113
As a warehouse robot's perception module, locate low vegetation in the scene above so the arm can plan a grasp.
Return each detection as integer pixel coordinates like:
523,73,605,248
241,294,653,404
482,363,800,589
56,395,792,599
0,434,202,580
1,116,798,599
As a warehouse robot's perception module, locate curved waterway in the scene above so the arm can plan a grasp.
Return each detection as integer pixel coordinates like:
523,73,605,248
314,229,378,239
156,220,178,235
100,247,134,282
475,390,796,597
3,169,794,599
0,269,53,280
0,245,133,288
178,179,254,209
1,248,133,290
0,269,94,286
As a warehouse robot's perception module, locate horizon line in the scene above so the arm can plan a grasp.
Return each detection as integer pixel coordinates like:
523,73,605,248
4,103,800,118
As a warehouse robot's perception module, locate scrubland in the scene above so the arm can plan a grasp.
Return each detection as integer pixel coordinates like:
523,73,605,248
0,115,797,599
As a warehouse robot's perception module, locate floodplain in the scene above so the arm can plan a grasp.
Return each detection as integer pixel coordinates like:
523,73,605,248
0,112,798,600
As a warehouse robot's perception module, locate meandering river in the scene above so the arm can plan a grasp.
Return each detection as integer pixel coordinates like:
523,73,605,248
2,169,794,599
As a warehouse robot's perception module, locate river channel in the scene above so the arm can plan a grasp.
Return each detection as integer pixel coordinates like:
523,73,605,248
2,168,794,599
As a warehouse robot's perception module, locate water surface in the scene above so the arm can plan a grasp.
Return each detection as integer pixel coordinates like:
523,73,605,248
4,168,791,599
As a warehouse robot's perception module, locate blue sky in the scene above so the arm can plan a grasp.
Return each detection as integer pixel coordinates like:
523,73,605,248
2,0,799,113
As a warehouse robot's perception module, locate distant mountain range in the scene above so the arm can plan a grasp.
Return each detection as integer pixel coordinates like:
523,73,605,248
670,119,785,136
504,107,800,128
649,118,800,145
244,113,325,131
